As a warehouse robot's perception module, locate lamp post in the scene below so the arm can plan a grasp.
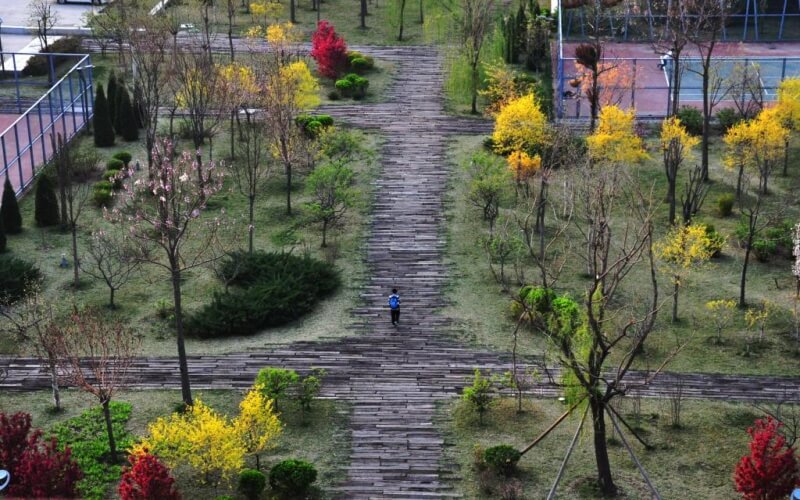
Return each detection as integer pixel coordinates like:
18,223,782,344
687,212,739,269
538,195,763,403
0,16,5,74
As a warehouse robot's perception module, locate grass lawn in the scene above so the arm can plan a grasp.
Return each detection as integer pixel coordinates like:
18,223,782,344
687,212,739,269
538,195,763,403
442,396,759,499
0,388,350,498
165,0,451,45
0,121,380,356
444,132,800,376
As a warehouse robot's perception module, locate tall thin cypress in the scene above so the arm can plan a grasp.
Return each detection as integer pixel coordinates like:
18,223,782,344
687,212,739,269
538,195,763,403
107,71,118,131
34,175,60,227
0,217,6,253
1,177,22,234
119,88,139,142
93,84,116,147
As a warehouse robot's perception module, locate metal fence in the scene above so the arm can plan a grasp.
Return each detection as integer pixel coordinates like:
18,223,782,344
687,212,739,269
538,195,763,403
562,0,800,42
0,52,94,196
556,55,800,119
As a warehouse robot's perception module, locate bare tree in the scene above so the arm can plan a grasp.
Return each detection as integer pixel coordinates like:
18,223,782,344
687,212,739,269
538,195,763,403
397,0,407,41
726,62,765,120
111,139,228,406
0,287,61,410
680,164,710,224
82,230,142,308
686,0,730,181
52,308,141,463
126,12,173,175
51,133,92,289
654,0,691,117
458,0,495,114
29,0,58,51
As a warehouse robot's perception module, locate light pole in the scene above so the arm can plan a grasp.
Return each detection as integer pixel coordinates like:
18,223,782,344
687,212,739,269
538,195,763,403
0,16,5,74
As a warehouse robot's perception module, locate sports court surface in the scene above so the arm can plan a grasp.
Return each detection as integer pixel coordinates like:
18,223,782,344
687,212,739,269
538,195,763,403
557,42,800,119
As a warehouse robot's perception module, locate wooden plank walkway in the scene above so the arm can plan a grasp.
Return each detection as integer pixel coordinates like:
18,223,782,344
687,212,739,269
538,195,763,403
2,44,800,498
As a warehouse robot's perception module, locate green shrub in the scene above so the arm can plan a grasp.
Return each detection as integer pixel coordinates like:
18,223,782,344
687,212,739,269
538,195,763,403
483,445,521,477
117,87,139,142
104,170,122,189
186,251,340,338
734,218,750,243
347,51,374,73
296,114,334,138
112,151,132,167
269,459,317,494
0,222,5,253
700,224,726,258
328,90,341,101
752,238,777,262
334,78,353,97
106,158,124,171
0,255,41,304
462,369,494,425
21,37,82,77
717,193,735,217
255,367,299,411
34,175,60,227
764,220,793,256
335,74,369,100
93,85,115,148
154,298,174,319
1,177,22,234
52,402,134,500
676,106,703,136
238,469,267,500
716,108,743,132
92,181,113,207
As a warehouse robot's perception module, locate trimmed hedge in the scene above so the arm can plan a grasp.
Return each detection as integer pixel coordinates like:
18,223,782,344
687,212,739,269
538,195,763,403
21,37,82,77
483,445,521,476
269,459,317,495
0,255,42,305
186,251,340,338
238,469,267,500
335,73,369,99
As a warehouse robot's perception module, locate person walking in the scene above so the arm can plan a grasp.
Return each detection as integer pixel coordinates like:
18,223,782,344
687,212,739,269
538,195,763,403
388,288,401,326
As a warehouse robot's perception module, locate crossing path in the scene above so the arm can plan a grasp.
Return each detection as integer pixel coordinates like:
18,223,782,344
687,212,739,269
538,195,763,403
2,45,800,499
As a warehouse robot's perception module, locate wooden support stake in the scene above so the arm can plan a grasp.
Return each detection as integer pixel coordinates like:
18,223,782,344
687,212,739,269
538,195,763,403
607,408,661,500
520,397,585,456
547,404,589,500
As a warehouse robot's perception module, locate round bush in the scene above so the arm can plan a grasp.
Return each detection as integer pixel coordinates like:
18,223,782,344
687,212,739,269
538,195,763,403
350,57,371,74
269,459,317,494
335,79,353,97
0,255,42,305
112,151,133,166
238,469,267,500
106,158,125,171
753,238,777,262
716,108,742,132
717,193,735,217
93,181,113,207
186,251,341,338
327,90,341,101
104,170,122,189
676,106,703,136
483,445,521,477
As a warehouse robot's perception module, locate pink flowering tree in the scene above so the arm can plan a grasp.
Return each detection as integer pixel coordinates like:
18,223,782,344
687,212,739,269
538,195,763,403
109,138,227,406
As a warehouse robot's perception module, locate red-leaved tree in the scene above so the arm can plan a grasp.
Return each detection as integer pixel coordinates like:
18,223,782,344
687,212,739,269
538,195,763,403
734,416,799,500
0,412,83,498
310,20,348,79
119,452,180,500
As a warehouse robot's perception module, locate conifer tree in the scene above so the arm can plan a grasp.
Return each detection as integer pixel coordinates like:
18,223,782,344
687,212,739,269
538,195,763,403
1,177,22,234
118,87,139,141
107,71,119,128
34,175,60,227
93,85,115,147
0,217,6,253
114,80,126,134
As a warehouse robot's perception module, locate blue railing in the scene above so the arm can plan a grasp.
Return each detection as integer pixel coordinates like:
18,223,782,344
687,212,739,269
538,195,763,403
0,52,94,196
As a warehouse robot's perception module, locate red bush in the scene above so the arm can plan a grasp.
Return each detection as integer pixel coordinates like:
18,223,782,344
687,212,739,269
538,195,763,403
734,416,799,500
310,20,348,79
1,412,82,498
119,452,180,500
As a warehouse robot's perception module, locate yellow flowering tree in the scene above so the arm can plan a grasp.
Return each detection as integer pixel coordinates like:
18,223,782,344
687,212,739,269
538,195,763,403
706,299,737,345
724,109,789,196
773,78,800,175
134,399,246,485
507,150,541,184
586,105,648,164
744,301,772,353
233,387,283,470
660,117,699,226
250,1,283,26
491,94,550,155
656,223,714,322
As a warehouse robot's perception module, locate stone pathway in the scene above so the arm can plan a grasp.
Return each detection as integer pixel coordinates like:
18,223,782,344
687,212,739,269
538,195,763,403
2,45,800,499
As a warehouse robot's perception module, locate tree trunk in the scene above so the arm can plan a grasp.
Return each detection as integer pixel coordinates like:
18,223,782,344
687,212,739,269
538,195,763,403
590,397,617,496
740,244,751,308
71,222,80,288
398,0,406,41
470,63,479,114
783,139,789,176
360,0,367,28
248,194,255,254
290,0,296,23
672,281,679,322
667,176,676,226
48,353,61,411
419,0,423,24
322,220,328,248
102,398,118,463
736,162,744,199
701,66,711,182
285,163,293,216
109,287,116,309
171,267,193,406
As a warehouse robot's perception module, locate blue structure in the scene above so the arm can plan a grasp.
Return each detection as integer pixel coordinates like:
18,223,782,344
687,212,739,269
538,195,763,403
0,52,94,196
562,0,800,42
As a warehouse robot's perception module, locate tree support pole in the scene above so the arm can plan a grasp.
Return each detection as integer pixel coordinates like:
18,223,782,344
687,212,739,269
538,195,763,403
607,408,661,500
547,404,589,500
520,397,585,456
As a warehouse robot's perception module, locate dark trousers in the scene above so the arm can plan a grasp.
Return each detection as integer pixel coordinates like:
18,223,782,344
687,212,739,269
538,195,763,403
391,309,400,324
